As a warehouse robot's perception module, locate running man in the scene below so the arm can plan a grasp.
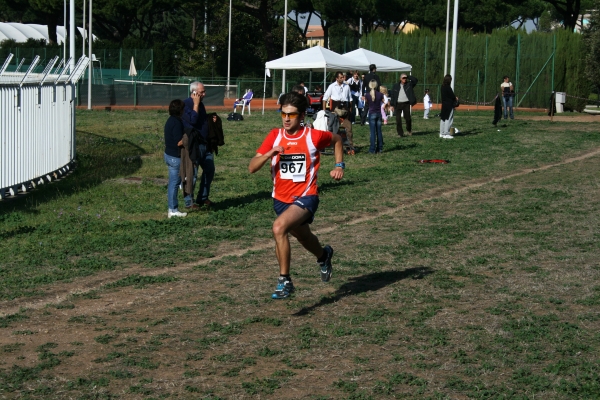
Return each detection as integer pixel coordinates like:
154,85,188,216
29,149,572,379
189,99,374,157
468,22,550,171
249,92,345,299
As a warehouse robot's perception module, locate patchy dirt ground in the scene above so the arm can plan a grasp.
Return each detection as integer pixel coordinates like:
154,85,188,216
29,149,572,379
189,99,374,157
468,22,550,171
2,149,600,399
519,112,600,122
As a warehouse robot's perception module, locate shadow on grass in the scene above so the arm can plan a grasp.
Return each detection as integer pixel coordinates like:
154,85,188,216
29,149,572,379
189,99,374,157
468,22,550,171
384,142,419,152
293,267,434,316
0,131,147,212
211,190,273,210
453,128,483,137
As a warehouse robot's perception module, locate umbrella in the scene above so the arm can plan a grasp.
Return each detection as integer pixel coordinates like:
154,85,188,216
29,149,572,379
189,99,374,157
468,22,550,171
128,57,137,81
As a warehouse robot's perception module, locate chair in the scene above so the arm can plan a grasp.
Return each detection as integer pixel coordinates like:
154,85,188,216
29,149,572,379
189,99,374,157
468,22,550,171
233,90,254,115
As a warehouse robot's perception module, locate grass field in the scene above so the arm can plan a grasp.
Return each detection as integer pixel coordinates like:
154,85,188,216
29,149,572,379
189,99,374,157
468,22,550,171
1,108,600,399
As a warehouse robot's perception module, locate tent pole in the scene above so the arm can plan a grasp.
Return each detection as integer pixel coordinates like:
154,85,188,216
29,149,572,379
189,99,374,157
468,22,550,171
262,69,267,115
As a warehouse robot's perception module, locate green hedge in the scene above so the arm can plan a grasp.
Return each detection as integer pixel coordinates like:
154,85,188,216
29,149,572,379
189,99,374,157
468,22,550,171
362,29,589,110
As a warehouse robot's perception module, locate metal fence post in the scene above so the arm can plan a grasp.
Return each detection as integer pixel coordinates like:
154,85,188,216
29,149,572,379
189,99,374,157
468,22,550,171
516,34,520,108
484,36,488,103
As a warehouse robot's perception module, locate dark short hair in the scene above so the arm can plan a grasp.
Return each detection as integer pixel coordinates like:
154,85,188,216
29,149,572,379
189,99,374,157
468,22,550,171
335,71,344,78
291,84,305,94
169,99,185,116
442,74,452,86
369,64,376,72
503,75,509,80
280,92,308,114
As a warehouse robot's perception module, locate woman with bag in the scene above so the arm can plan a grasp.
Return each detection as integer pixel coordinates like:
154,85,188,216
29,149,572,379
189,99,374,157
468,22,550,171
440,74,458,139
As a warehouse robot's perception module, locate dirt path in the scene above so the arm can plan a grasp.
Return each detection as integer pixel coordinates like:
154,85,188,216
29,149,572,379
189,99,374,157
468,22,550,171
3,146,600,318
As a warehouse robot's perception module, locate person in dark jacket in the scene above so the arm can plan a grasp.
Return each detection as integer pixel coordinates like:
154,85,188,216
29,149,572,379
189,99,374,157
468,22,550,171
440,74,458,139
181,81,216,208
492,95,502,126
164,99,189,218
390,73,418,137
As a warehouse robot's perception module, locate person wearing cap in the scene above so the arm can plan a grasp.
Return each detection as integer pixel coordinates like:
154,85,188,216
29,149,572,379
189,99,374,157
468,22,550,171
390,73,418,137
500,76,514,119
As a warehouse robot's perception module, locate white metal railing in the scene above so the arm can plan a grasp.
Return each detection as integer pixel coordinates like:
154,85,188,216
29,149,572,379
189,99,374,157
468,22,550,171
0,54,89,199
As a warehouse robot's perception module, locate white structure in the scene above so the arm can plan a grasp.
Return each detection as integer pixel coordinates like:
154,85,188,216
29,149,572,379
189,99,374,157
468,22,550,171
0,22,93,44
0,53,89,199
341,48,412,72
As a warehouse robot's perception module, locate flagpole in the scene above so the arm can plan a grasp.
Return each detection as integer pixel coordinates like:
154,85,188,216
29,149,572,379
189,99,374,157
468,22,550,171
227,0,232,98
450,0,459,90
87,0,92,109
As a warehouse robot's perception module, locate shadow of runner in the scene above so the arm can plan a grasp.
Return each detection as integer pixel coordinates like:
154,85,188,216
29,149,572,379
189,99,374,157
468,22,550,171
293,267,434,316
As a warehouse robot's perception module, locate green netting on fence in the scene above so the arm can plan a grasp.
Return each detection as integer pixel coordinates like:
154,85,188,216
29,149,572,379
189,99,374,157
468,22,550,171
358,29,588,110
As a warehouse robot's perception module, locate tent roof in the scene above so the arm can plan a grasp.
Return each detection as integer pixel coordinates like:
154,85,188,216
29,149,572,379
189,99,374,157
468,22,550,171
0,22,93,45
341,48,411,72
265,46,358,71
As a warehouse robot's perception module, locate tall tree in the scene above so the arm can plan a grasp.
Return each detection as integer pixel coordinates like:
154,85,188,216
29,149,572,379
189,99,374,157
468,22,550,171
232,0,282,61
540,0,596,31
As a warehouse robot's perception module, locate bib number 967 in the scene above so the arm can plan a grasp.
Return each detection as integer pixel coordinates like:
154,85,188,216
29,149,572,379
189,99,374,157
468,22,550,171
279,154,306,181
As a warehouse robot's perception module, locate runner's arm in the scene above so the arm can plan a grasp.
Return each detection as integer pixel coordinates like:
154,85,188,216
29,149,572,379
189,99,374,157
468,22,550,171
249,146,283,173
330,134,344,181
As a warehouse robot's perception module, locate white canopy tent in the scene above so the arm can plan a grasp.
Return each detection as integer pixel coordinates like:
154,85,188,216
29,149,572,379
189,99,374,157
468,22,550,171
262,46,413,113
341,48,412,72
262,46,360,114
0,22,94,44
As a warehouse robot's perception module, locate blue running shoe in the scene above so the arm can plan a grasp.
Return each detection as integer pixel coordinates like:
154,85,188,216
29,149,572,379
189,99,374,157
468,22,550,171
318,245,334,282
272,277,295,299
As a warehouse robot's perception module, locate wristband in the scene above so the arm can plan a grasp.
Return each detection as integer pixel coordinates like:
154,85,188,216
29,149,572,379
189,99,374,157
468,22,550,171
334,162,345,169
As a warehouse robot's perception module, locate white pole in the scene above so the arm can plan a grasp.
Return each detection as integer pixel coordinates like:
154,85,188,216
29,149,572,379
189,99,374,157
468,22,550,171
87,0,92,109
82,0,86,56
63,0,67,62
69,0,75,71
227,0,232,98
262,69,267,115
444,0,450,75
450,0,459,90
282,0,287,94
359,17,362,47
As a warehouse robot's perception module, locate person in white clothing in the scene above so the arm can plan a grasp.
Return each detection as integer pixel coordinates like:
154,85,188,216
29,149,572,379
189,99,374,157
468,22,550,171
380,86,391,125
423,89,432,119
323,71,353,112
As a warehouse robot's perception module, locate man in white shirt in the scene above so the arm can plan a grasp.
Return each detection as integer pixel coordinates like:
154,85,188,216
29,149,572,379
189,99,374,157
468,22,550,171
323,71,352,112
322,71,354,148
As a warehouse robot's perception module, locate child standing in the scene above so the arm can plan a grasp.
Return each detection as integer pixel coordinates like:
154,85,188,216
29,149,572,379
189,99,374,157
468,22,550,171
423,89,432,119
379,86,391,125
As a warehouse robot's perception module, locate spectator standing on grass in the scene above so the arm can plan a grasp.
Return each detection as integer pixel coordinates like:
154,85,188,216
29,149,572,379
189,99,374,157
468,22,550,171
346,70,362,124
322,71,352,112
364,80,385,154
248,92,345,299
390,73,418,137
182,81,216,209
164,99,189,218
440,74,458,139
423,89,432,119
361,64,381,125
501,75,514,120
380,86,391,125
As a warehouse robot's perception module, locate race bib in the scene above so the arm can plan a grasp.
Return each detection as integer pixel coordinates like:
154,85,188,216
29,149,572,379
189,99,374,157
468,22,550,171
279,154,306,182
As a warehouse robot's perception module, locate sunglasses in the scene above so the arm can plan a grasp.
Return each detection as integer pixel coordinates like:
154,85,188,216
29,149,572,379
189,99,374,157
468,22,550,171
280,111,301,119
401,77,407,80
